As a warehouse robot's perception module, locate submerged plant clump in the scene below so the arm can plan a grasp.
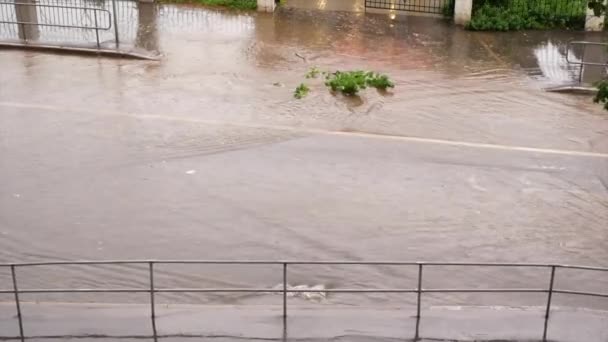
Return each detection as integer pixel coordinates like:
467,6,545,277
325,71,395,96
293,67,395,99
294,83,310,99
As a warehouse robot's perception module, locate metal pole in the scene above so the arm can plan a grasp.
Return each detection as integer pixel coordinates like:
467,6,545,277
579,44,586,83
11,265,25,342
282,263,288,341
414,264,423,341
149,262,158,342
542,266,556,342
111,0,119,47
94,10,100,49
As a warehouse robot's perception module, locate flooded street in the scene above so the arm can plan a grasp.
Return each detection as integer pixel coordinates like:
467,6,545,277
1,3,607,311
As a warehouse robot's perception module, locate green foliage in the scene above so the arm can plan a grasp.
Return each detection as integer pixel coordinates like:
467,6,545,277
594,80,608,110
294,83,310,99
325,71,395,96
442,0,455,17
305,66,321,79
468,0,587,31
162,0,257,10
588,0,607,17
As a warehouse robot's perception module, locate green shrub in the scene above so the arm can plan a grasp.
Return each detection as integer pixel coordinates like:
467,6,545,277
294,83,310,99
594,80,608,110
325,71,395,96
468,0,586,31
162,0,257,10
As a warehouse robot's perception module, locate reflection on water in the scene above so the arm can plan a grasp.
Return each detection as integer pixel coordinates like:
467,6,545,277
1,0,606,85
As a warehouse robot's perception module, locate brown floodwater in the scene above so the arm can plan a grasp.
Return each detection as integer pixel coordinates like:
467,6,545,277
0,2,607,310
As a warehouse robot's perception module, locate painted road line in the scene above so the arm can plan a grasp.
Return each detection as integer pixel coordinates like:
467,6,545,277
1,101,607,159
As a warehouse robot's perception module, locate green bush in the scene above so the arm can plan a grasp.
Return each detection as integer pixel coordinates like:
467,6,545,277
294,83,310,99
162,0,257,10
468,0,586,31
325,71,395,96
594,80,608,110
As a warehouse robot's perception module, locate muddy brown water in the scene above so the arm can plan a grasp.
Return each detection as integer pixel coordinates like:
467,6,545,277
0,3,607,310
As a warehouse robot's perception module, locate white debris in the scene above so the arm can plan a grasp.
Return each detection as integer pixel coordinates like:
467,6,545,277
13,194,21,198
185,170,196,175
272,283,327,301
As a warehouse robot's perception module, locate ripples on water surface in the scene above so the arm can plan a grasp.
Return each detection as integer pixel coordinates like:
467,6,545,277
0,3,607,309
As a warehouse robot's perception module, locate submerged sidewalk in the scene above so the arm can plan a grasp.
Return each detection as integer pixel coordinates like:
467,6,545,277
1,303,607,341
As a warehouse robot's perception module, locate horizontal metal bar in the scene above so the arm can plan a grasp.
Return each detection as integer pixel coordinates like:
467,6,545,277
8,288,150,294
422,288,548,293
554,290,608,298
568,41,608,47
0,260,606,272
0,2,111,11
2,288,607,297
0,20,111,30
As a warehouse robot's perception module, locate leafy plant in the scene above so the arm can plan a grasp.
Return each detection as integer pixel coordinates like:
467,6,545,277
161,0,257,10
294,83,310,99
467,0,587,31
305,67,321,79
594,80,608,110
325,71,395,96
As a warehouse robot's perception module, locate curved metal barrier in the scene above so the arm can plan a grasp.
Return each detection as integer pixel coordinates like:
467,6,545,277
0,260,607,341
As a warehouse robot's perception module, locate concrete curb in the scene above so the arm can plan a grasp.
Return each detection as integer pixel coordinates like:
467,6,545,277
0,42,161,60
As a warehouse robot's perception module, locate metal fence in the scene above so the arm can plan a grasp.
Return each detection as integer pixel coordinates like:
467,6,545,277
365,0,454,15
0,0,138,49
0,260,607,341
0,1,112,47
566,40,608,83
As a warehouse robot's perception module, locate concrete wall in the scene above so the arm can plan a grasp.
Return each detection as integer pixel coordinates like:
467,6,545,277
257,0,276,12
585,0,607,31
454,0,472,26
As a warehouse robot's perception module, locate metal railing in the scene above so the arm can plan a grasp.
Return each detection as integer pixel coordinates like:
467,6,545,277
1,260,607,342
566,40,608,83
0,1,112,48
365,0,453,15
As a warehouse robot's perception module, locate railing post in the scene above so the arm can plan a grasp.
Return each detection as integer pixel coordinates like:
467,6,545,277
282,263,287,327
11,265,25,342
543,266,556,342
111,0,119,47
281,263,288,341
93,9,100,49
149,262,158,342
414,264,423,341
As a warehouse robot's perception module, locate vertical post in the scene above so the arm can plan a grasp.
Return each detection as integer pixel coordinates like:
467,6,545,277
149,262,158,342
111,0,120,47
11,265,24,342
282,263,287,340
578,44,585,83
453,0,473,26
543,266,556,342
585,0,607,31
414,264,423,341
14,0,39,41
94,10,100,49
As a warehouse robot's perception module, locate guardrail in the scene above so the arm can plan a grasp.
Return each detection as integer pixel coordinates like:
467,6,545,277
566,40,608,83
0,1,113,48
1,260,607,341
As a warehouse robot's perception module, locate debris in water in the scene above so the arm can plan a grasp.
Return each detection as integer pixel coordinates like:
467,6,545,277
273,82,285,87
186,170,196,175
271,283,327,301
